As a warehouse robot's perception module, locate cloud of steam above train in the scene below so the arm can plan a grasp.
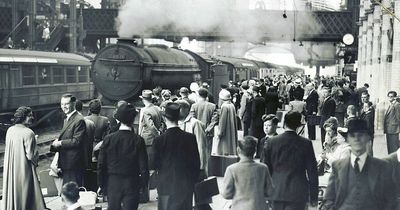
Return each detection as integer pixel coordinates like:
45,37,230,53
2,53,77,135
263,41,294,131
117,0,321,41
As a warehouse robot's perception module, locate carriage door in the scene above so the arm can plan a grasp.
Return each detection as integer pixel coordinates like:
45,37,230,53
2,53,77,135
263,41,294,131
210,64,229,103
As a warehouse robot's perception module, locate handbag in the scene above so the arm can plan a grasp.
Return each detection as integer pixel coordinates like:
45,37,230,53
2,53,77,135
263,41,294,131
78,187,97,209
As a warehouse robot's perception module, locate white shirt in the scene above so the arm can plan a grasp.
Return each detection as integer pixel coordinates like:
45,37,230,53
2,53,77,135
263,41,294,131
119,123,132,131
67,202,81,210
397,148,400,162
66,110,77,122
350,152,368,172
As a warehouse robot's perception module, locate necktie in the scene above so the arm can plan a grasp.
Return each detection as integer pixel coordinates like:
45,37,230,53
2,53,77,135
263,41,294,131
354,157,360,173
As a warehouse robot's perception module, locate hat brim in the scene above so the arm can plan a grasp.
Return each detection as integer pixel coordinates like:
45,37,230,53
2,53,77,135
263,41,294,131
140,95,153,100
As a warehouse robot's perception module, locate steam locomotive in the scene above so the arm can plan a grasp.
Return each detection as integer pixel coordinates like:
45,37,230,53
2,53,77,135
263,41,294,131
92,39,304,102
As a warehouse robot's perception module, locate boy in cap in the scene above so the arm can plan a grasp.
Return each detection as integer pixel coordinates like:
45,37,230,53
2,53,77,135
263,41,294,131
97,103,149,210
152,102,200,210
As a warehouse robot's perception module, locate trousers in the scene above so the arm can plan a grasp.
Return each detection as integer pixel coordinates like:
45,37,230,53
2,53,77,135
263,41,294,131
273,201,306,210
107,175,140,210
386,133,399,154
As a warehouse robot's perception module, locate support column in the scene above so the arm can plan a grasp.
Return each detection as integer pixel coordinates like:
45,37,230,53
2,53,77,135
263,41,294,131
381,0,393,96
357,2,365,87
11,0,18,42
29,0,36,49
69,0,77,52
392,0,400,92
365,11,373,89
371,5,382,102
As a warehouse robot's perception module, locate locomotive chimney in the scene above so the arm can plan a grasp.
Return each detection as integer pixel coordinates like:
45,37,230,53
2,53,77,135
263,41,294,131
117,38,138,46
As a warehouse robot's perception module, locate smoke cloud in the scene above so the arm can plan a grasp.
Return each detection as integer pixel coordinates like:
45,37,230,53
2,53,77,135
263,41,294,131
117,0,321,42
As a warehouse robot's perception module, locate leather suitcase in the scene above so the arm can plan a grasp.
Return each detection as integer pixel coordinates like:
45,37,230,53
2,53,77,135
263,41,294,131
39,169,59,197
195,176,219,205
208,155,240,177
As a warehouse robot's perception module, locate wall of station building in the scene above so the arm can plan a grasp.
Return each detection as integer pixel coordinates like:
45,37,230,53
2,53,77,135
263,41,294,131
357,0,400,104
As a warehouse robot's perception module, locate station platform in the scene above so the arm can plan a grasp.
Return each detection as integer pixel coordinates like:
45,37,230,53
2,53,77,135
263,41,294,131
42,127,390,210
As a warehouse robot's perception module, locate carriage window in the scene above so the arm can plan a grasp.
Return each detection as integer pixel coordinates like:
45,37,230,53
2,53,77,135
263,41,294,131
66,67,77,83
53,67,64,84
38,66,51,85
22,65,36,86
78,66,88,82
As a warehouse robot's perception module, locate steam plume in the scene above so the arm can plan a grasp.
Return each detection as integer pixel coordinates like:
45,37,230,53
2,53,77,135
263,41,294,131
117,0,321,41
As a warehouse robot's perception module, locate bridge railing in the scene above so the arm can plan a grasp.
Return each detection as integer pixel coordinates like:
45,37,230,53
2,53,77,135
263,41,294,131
80,9,354,42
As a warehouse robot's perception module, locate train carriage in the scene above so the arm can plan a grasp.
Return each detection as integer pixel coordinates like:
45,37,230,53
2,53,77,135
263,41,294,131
0,49,94,138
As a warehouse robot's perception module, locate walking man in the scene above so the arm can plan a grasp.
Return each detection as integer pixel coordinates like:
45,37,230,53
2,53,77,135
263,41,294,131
153,102,200,210
262,111,318,210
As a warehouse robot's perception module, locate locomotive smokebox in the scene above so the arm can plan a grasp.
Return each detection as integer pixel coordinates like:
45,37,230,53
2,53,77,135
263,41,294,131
116,38,138,46
92,39,201,102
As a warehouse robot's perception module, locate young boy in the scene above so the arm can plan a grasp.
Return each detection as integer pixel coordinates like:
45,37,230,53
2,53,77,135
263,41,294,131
221,136,274,210
344,105,358,128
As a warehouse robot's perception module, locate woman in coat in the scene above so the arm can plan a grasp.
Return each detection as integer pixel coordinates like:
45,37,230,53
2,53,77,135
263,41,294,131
217,89,238,155
2,106,47,210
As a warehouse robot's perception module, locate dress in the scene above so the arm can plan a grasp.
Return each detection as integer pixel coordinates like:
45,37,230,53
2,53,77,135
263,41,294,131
217,102,238,155
2,124,46,210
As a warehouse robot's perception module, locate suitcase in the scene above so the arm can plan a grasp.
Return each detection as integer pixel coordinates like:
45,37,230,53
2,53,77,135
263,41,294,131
307,115,321,126
195,176,219,205
207,155,240,177
39,169,59,197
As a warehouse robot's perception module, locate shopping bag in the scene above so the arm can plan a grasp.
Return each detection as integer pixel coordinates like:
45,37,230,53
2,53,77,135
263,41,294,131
78,187,97,209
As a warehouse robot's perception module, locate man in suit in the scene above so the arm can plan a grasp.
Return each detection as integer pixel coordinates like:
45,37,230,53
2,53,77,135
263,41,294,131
321,119,396,210
305,82,319,140
262,111,318,210
249,86,266,157
384,91,400,154
360,102,375,156
289,78,304,101
238,84,252,136
320,86,336,147
190,88,218,158
383,148,400,209
138,90,164,167
51,94,86,186
97,103,149,210
152,102,200,210
75,100,96,191
264,86,280,115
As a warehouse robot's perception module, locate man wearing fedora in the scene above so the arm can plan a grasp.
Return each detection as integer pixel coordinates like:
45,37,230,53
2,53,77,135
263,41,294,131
138,90,164,168
262,111,318,210
97,103,149,210
152,102,200,210
321,119,396,210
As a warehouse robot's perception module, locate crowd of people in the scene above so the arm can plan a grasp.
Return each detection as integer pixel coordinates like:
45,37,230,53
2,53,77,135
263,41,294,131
2,73,400,210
